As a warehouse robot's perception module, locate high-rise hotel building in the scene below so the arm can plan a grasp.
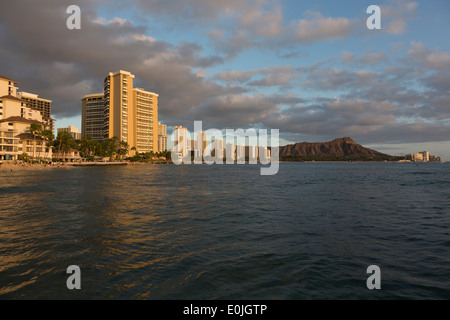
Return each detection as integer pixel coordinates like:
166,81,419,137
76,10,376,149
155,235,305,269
81,93,104,141
103,70,135,143
82,70,161,154
18,92,54,133
18,92,52,118
134,87,158,153
158,122,167,152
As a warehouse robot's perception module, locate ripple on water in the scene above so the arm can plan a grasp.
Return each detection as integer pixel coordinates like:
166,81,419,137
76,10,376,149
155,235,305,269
1,163,450,299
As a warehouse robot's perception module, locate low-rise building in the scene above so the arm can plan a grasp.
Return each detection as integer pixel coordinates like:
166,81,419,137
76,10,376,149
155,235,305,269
52,149,82,162
58,126,82,140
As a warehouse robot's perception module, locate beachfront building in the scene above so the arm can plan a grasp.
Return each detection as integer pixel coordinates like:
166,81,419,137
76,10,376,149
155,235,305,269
195,131,207,158
249,145,258,162
82,71,159,155
0,75,53,160
226,142,235,162
0,75,54,125
17,92,54,133
173,126,190,159
134,87,158,154
17,92,52,119
103,71,134,143
52,149,82,162
0,128,19,161
236,143,245,162
158,122,167,152
0,74,19,97
210,139,224,160
58,125,81,140
81,93,104,141
408,151,430,162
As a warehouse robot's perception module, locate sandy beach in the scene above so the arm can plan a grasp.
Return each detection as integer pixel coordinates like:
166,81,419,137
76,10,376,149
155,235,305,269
0,162,73,172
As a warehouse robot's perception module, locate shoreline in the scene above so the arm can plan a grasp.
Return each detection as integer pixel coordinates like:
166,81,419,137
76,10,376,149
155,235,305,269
0,161,168,171
2,160,443,172
0,162,74,171
68,162,128,167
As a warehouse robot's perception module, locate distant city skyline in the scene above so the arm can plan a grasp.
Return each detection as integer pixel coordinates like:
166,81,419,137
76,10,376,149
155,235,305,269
1,0,449,159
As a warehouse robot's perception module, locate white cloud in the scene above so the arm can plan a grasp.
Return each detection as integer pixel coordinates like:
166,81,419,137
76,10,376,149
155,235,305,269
291,11,356,43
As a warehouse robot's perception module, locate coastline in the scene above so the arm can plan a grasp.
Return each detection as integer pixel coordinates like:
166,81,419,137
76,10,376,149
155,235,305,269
0,161,170,171
0,162,73,171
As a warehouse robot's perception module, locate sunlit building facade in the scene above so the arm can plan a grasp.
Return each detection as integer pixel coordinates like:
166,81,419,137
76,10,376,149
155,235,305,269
0,75,53,160
158,122,167,152
82,71,159,154
81,93,104,141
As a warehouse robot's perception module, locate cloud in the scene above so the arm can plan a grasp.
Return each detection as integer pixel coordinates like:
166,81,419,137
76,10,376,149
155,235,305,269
215,66,301,88
207,8,361,57
381,0,418,35
131,0,249,24
191,94,281,128
0,0,234,120
407,41,450,70
291,11,357,43
341,51,388,66
422,72,450,92
303,68,377,91
237,2,283,37
0,0,449,150
265,98,450,145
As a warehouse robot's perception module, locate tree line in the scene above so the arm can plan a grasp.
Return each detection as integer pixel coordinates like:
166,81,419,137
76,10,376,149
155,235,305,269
24,124,170,162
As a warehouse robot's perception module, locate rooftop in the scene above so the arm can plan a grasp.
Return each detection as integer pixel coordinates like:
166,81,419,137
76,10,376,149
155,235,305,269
0,95,25,103
108,70,135,78
0,74,18,83
82,93,104,99
0,116,46,126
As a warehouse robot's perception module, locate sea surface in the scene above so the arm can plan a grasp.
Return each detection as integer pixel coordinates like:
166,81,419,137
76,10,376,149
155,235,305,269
0,162,449,299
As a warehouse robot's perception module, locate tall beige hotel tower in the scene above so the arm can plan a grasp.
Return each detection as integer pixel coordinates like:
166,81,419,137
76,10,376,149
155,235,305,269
82,70,159,154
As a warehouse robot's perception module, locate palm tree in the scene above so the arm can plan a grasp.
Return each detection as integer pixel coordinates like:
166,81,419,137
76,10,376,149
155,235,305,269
102,136,119,161
27,123,42,161
41,130,54,161
79,136,93,159
53,131,75,161
118,140,129,160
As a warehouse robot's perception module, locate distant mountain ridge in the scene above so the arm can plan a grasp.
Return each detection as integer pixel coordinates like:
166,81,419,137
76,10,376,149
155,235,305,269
279,137,401,161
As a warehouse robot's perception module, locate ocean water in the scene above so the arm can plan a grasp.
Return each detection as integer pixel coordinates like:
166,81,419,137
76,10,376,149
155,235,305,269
0,162,449,299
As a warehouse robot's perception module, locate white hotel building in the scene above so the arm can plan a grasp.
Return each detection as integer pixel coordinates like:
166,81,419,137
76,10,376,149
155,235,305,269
0,75,53,161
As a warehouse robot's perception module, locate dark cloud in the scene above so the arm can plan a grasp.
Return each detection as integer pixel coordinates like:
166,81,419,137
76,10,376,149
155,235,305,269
264,98,450,145
0,0,237,119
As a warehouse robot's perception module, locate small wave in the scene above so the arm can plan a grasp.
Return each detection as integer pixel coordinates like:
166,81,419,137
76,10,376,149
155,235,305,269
409,172,434,175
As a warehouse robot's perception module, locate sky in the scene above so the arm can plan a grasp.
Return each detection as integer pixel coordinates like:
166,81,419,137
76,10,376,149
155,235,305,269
0,0,449,159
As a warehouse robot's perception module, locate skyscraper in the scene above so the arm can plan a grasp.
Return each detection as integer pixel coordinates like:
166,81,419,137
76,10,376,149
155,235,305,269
173,126,190,159
81,93,104,141
134,88,158,153
18,92,52,119
83,70,159,154
103,70,135,143
158,122,167,152
195,131,207,158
